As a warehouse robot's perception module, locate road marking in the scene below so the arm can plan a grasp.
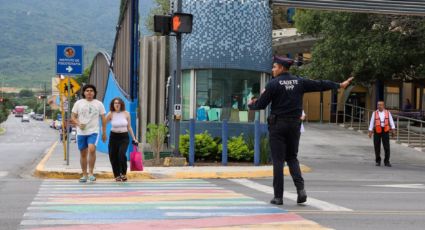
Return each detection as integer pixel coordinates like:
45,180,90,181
230,179,353,212
23,179,307,228
366,184,425,189
289,210,425,215
0,171,8,178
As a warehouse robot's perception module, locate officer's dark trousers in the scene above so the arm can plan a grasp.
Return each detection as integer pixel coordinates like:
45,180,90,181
269,120,304,199
373,131,390,163
108,132,129,178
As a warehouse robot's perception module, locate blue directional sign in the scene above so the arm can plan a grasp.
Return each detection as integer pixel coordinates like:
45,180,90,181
56,44,83,75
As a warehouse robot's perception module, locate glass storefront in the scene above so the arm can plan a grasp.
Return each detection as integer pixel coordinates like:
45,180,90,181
182,69,263,122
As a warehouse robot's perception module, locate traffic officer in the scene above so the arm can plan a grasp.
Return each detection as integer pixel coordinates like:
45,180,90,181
248,55,353,205
368,101,396,167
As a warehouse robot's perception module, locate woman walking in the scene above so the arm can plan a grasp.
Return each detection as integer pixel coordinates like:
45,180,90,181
106,97,138,181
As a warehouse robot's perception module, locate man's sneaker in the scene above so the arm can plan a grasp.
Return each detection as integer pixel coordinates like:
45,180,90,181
270,197,283,205
79,176,88,183
297,189,307,204
88,175,96,182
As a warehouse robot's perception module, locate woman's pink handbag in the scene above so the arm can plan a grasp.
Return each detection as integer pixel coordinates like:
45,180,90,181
130,145,144,171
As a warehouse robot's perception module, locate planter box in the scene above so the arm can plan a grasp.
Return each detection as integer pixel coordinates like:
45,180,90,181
143,151,173,160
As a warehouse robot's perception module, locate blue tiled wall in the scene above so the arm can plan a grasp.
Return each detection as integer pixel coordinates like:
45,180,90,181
172,0,272,73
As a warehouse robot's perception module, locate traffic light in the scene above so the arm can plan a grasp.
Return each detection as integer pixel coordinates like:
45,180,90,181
171,13,193,33
0,97,3,103
154,15,171,35
153,13,193,35
38,95,47,99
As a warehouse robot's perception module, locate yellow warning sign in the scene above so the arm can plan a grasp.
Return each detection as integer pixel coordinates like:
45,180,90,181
56,77,80,97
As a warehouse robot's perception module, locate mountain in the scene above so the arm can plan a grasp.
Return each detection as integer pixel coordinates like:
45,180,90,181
0,0,155,89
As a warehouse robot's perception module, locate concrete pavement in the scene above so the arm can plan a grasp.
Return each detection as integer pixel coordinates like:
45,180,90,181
33,138,312,180
33,122,425,181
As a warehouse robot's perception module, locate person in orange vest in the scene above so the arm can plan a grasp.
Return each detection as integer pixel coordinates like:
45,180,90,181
368,101,396,167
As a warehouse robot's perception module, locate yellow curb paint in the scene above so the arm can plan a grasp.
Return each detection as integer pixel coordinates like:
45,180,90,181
35,170,154,180
33,141,154,180
34,141,312,180
33,141,58,178
173,165,311,179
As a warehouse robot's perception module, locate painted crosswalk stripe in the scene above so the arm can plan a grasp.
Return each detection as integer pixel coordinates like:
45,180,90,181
21,179,330,229
230,179,353,212
366,184,425,189
22,179,284,227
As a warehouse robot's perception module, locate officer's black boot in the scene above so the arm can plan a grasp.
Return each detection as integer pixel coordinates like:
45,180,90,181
297,190,307,204
270,197,283,205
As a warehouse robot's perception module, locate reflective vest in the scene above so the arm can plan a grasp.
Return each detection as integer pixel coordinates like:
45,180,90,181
374,110,390,133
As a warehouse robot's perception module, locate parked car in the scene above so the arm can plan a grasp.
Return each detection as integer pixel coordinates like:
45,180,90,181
35,114,44,121
21,114,30,122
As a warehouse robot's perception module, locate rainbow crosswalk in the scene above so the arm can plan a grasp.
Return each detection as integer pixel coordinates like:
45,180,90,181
21,179,330,229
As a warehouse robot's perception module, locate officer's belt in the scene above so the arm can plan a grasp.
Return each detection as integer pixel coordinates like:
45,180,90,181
276,116,300,122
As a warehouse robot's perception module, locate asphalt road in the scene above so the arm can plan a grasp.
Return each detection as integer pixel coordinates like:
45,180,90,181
2,117,425,229
216,123,425,230
0,114,57,230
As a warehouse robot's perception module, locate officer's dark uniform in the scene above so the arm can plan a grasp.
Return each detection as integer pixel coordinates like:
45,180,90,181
248,57,341,205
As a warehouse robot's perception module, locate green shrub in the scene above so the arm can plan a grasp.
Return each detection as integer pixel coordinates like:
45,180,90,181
219,134,253,161
259,134,270,164
179,131,217,160
146,123,168,164
247,134,270,164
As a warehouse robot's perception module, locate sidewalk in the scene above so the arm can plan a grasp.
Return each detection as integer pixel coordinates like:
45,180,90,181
34,139,312,180
35,122,425,180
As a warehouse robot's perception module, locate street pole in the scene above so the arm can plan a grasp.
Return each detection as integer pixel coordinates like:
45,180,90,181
1,74,4,99
66,77,71,166
43,82,46,120
173,0,182,156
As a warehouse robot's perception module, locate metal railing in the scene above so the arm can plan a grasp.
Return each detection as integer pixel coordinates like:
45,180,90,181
329,103,425,150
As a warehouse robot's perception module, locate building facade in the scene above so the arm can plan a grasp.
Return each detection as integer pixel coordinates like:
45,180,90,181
169,0,272,140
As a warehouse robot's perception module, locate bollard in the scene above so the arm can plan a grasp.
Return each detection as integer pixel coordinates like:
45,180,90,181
407,120,410,145
397,116,400,143
421,122,423,149
359,108,363,130
189,118,195,166
222,119,228,166
254,120,260,166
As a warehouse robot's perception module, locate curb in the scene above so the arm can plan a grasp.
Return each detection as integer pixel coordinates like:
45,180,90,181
33,142,154,180
0,127,5,135
33,142,312,180
169,165,312,179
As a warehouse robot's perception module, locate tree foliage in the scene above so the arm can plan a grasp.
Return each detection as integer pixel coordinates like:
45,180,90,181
293,10,425,84
145,0,170,33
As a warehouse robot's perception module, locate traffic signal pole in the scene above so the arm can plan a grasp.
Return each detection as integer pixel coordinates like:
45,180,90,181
173,0,182,156
43,82,46,121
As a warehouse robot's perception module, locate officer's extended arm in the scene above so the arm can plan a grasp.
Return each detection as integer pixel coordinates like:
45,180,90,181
303,79,340,93
248,84,273,110
303,77,353,92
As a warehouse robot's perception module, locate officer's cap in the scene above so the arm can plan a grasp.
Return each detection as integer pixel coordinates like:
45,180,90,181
273,55,294,68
